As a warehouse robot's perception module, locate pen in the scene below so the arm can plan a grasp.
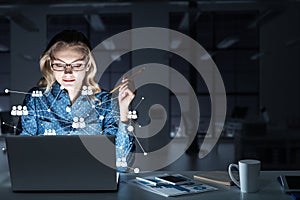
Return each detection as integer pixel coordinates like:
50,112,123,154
109,67,145,94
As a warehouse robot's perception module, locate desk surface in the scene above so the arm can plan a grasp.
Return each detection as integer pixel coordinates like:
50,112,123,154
0,170,299,200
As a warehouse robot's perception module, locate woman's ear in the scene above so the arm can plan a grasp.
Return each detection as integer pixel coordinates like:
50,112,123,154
86,64,91,72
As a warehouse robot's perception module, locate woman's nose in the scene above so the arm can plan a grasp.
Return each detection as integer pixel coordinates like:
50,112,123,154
64,66,73,74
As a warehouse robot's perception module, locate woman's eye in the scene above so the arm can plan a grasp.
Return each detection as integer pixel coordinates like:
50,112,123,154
72,64,82,68
56,64,65,68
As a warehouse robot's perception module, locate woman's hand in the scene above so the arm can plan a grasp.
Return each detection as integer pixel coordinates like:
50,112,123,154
118,78,135,122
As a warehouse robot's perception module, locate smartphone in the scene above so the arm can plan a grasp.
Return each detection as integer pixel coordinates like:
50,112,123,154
155,174,191,185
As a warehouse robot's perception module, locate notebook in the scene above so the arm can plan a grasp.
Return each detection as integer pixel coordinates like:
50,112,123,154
5,135,118,192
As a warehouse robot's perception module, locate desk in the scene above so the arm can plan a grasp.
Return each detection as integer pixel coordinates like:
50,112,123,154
0,170,298,200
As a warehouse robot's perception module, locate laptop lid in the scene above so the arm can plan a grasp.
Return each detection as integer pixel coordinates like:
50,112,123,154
5,135,118,192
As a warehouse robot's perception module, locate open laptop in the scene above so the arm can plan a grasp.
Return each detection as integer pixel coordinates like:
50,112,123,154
5,135,118,192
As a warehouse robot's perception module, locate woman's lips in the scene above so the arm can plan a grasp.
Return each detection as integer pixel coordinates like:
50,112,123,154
63,79,75,82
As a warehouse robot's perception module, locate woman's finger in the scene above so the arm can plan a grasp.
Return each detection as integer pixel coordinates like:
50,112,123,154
122,77,129,83
119,87,135,101
119,82,128,91
119,85,129,95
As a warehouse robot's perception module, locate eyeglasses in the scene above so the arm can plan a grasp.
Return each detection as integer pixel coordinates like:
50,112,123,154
51,62,87,71
49,53,89,72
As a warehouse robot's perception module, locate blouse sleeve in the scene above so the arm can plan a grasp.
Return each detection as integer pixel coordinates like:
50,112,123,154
18,90,38,136
101,94,135,172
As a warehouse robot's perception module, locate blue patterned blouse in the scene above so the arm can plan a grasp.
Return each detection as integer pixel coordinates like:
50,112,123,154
19,81,134,172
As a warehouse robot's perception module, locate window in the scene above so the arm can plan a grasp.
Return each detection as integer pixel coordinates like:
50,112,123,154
0,17,10,112
169,11,259,138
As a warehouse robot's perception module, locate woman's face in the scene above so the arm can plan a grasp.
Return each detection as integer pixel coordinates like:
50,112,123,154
51,46,89,93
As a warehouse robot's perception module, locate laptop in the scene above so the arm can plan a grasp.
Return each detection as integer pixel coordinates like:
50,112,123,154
5,135,118,192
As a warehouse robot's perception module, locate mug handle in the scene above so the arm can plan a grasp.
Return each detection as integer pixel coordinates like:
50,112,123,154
228,164,240,188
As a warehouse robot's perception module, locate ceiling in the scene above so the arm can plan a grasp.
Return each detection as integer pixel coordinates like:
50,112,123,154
0,0,296,6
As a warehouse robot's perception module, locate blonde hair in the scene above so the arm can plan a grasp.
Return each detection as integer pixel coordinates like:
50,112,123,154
38,41,101,94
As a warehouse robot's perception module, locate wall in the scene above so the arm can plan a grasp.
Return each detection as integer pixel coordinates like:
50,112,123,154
260,5,300,129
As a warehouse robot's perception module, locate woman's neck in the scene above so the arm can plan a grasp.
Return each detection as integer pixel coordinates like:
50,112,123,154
67,89,80,104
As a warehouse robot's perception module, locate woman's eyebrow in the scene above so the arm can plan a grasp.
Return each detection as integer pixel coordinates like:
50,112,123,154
53,57,85,63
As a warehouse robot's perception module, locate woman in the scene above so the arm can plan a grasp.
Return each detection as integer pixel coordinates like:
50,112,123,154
18,30,135,172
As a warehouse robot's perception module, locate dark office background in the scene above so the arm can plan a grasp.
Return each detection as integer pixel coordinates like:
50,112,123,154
0,0,299,171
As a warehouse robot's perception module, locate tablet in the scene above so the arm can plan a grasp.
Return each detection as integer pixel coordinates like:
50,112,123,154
279,175,300,192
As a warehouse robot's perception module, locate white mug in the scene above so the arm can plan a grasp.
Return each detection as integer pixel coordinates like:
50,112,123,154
228,159,260,193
